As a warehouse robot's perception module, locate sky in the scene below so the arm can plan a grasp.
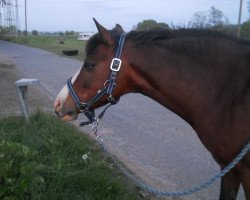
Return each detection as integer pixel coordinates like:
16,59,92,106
17,0,250,32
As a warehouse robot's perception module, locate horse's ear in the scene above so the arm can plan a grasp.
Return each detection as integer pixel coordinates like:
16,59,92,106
113,24,124,35
93,18,114,45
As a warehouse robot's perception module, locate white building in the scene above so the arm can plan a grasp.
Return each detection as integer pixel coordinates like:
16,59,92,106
78,32,96,40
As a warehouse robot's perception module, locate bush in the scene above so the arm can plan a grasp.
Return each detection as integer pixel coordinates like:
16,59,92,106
241,20,250,38
32,30,39,36
23,30,28,36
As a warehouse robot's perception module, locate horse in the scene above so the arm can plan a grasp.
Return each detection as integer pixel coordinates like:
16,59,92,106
54,19,250,200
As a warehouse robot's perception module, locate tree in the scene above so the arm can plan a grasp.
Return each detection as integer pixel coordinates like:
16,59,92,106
17,30,22,36
208,6,224,27
248,1,250,19
135,19,169,31
241,20,250,38
191,11,208,28
32,30,38,36
23,30,28,36
58,31,64,36
65,30,75,36
0,27,9,36
189,6,229,31
158,22,170,29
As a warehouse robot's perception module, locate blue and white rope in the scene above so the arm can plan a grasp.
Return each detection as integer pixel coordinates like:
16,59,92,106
97,138,250,197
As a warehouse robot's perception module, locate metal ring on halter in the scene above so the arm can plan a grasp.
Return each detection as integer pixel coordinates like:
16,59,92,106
78,102,89,113
104,80,116,89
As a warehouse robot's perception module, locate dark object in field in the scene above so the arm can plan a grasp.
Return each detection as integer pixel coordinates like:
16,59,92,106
59,37,64,44
62,50,78,56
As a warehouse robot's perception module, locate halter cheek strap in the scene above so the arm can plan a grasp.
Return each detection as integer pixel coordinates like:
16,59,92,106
106,33,126,101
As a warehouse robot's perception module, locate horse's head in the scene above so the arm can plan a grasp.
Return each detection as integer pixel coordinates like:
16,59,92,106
54,19,130,121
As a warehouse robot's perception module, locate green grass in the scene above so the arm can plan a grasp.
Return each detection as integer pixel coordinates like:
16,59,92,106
3,35,86,61
0,111,140,200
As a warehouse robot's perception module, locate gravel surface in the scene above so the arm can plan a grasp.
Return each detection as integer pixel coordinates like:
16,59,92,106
0,54,54,118
0,40,245,200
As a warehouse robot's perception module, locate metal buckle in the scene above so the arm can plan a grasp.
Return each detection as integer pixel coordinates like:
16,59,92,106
110,58,122,72
78,102,88,113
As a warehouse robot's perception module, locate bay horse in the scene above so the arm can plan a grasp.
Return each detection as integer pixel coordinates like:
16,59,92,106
54,19,250,199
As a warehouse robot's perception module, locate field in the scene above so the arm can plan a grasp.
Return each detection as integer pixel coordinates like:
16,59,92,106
4,35,86,61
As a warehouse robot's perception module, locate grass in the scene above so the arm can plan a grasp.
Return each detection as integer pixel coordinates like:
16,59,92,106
0,111,140,200
2,35,86,61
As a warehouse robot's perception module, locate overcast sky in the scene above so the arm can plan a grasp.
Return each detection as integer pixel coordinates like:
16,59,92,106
18,0,249,32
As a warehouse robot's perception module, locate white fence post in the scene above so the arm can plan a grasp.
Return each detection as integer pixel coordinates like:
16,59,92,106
15,78,40,123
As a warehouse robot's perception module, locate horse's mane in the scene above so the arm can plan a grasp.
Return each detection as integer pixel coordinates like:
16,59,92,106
86,28,250,56
126,28,250,47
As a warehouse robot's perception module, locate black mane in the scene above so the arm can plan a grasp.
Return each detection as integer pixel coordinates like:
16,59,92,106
126,28,250,46
86,28,250,58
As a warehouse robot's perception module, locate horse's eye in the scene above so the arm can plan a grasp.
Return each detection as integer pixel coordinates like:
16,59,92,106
84,62,95,70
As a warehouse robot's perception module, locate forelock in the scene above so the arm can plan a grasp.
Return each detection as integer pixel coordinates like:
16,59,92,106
85,30,121,57
85,34,104,57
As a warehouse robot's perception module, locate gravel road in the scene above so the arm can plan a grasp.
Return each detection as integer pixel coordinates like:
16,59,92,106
0,40,245,200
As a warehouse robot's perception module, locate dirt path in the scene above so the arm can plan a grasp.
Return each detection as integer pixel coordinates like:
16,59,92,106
0,55,54,118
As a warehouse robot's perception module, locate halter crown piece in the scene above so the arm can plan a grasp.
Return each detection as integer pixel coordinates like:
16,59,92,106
67,33,126,128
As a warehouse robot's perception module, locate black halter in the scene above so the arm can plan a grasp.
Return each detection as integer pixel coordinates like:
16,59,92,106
67,33,126,126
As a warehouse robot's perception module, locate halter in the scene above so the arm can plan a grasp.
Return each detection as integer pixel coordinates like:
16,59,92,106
67,33,126,128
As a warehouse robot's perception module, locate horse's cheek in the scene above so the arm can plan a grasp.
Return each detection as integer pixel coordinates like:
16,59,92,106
83,77,92,88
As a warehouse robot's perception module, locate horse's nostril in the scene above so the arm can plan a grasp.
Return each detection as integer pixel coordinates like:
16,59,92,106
55,110,60,117
67,111,74,116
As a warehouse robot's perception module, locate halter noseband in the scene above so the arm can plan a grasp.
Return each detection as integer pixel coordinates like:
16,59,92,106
67,33,126,127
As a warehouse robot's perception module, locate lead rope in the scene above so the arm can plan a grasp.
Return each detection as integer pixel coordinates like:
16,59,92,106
90,123,250,197
86,104,113,137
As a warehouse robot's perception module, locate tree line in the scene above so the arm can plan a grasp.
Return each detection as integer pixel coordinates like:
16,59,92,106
0,27,77,37
134,5,250,39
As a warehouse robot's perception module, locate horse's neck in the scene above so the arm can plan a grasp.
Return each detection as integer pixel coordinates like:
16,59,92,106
126,45,219,127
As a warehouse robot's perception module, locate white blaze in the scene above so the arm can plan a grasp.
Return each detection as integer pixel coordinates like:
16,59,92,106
55,67,82,106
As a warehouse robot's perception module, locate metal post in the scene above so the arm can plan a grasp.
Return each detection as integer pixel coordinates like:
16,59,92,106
15,78,40,123
237,0,243,38
16,85,29,122
25,0,27,34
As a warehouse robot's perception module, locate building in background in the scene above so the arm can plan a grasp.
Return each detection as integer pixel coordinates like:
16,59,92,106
78,32,95,40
